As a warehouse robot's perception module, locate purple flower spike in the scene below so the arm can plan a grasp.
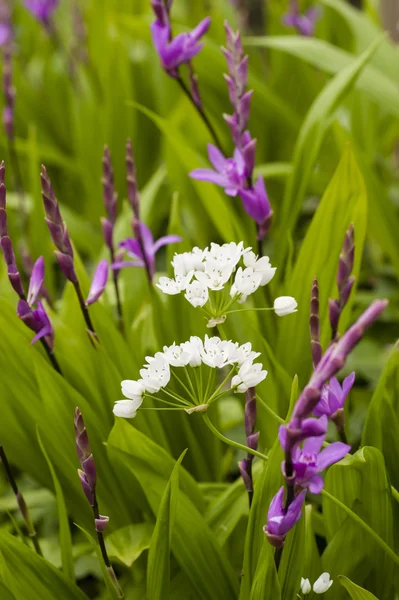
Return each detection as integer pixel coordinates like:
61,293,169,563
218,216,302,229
24,0,59,27
78,469,94,506
150,17,211,74
86,260,108,306
264,487,306,548
239,175,273,239
17,299,54,350
279,415,328,453
74,408,97,490
101,146,118,254
291,435,350,494
314,373,355,418
282,1,320,37
27,256,45,306
113,221,181,281
0,2,13,48
190,144,246,196
2,47,15,140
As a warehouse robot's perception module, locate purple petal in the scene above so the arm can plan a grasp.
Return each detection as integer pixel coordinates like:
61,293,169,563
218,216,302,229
190,168,227,187
111,260,145,270
302,415,328,438
307,475,324,494
329,377,342,399
207,144,226,172
137,222,154,254
302,433,325,456
152,235,182,254
86,260,108,306
316,442,351,472
283,489,306,534
150,21,171,61
342,372,356,397
120,237,143,261
190,16,211,42
31,301,54,348
267,486,284,523
27,256,45,306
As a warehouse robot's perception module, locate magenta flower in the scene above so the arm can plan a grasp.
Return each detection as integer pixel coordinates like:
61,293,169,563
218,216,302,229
86,260,108,306
17,299,54,349
314,373,355,418
190,144,246,196
283,3,320,37
113,222,181,280
150,17,211,74
24,0,59,26
279,415,328,453
27,256,45,306
239,175,273,238
264,486,306,548
291,435,350,494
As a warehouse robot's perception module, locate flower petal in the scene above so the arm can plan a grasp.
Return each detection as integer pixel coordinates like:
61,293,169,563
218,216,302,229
316,442,350,472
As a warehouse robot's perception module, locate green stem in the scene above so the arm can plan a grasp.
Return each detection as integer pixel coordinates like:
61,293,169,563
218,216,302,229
256,394,285,424
206,366,236,404
170,371,197,404
202,414,268,462
225,307,274,315
391,486,399,504
145,392,189,408
321,489,399,567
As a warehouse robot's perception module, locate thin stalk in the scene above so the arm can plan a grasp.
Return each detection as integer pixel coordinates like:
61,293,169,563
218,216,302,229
39,338,62,375
170,370,197,403
257,236,263,258
110,249,124,334
143,393,186,409
92,494,123,598
321,489,399,568
8,139,28,236
204,367,216,406
73,280,98,344
256,394,285,424
159,386,192,406
225,306,274,315
0,445,42,556
202,414,268,461
206,366,236,404
183,366,197,398
176,75,224,152
337,428,348,444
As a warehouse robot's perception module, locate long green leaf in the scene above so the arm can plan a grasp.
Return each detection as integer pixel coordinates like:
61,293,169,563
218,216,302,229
339,576,379,599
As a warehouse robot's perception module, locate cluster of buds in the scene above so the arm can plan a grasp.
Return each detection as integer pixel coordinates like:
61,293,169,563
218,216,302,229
191,23,272,241
265,230,387,551
329,224,355,340
238,387,260,506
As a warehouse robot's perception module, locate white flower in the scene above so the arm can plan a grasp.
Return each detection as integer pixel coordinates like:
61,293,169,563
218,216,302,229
113,398,142,418
196,263,233,290
172,248,204,277
162,343,191,367
234,267,262,297
232,342,261,366
185,280,209,307
231,360,267,393
230,283,247,303
201,335,230,368
181,336,204,367
243,252,276,286
273,296,298,317
313,573,333,594
300,578,311,595
121,379,145,401
156,273,192,295
140,352,171,393
204,241,248,269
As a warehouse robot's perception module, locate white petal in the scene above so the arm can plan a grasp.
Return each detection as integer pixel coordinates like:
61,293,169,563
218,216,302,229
300,578,311,595
273,296,298,317
313,573,333,594
113,399,142,418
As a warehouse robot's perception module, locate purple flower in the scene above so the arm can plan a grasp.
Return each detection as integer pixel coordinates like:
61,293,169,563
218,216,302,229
27,256,44,306
314,373,355,418
239,175,273,238
264,486,306,548
150,17,211,74
283,4,320,37
279,415,328,453
113,221,181,280
190,144,246,196
24,0,59,26
291,435,350,494
86,260,108,306
17,299,54,349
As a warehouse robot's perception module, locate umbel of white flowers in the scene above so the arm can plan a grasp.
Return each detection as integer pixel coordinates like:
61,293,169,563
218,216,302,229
300,573,333,595
113,335,267,418
156,242,297,326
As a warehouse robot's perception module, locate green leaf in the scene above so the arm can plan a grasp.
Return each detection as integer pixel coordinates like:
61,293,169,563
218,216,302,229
107,420,239,600
36,427,74,582
0,533,86,600
339,576,379,599
106,523,154,568
147,450,187,600
278,511,306,599
249,540,281,600
276,146,367,379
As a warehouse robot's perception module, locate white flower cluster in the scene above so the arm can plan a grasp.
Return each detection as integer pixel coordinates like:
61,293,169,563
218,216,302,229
301,573,333,595
156,242,276,307
113,335,267,419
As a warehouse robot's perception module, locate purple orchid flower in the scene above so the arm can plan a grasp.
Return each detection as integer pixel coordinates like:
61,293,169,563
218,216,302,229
17,299,54,349
314,372,355,418
113,222,181,280
239,175,273,238
86,260,108,306
291,435,350,494
24,0,59,26
190,144,246,196
27,256,44,306
263,486,306,548
283,2,320,37
150,17,211,74
279,415,328,453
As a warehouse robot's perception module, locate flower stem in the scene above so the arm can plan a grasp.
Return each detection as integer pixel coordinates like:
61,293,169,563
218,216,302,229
170,370,197,403
73,280,98,345
0,445,42,556
225,307,274,315
202,414,268,461
206,366,236,404
256,394,285,424
176,75,224,152
92,493,123,598
321,489,399,568
39,338,63,375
